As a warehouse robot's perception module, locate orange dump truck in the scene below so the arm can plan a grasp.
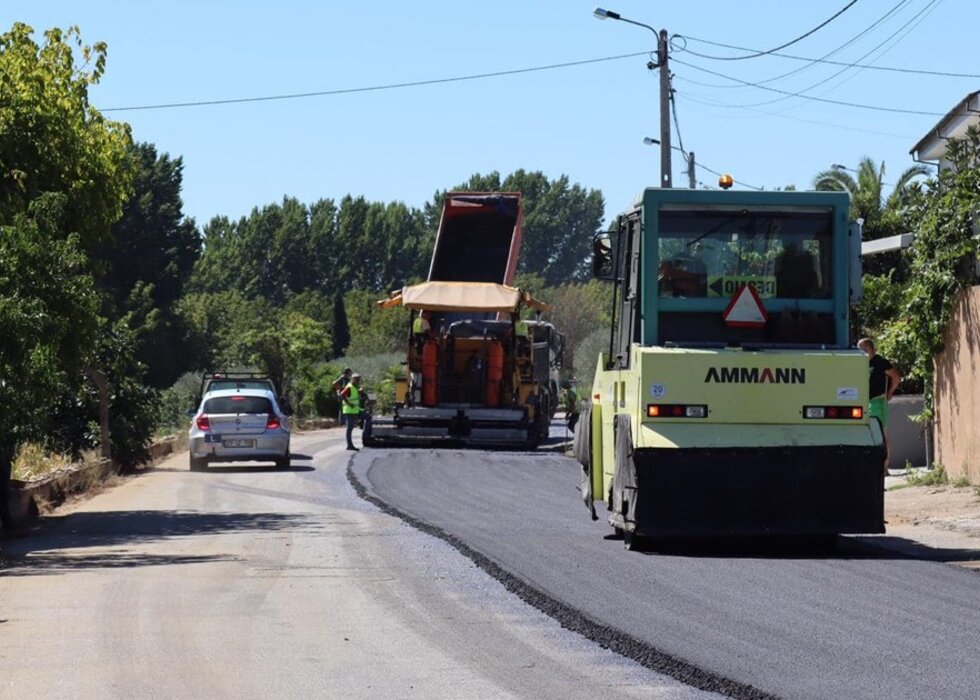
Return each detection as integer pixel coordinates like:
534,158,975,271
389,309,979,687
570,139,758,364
366,193,562,447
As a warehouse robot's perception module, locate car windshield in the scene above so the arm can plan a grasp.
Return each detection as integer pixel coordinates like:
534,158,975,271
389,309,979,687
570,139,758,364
657,210,833,299
204,396,273,414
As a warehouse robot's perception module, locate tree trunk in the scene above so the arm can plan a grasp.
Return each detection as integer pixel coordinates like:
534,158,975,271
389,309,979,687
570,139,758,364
85,367,111,460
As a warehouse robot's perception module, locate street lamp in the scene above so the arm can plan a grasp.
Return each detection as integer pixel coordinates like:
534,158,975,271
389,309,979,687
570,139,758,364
594,7,672,187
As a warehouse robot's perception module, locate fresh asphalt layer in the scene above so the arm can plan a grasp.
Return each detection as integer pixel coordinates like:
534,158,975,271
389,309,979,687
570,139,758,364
350,447,980,700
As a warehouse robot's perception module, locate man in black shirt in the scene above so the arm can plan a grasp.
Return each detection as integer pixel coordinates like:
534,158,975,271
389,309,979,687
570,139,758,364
858,337,902,473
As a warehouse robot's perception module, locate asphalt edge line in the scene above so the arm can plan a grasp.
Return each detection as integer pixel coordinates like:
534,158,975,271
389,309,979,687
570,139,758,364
346,455,779,700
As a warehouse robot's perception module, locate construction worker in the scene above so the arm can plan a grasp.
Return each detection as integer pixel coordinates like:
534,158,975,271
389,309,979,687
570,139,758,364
562,379,580,432
413,310,433,354
331,367,353,423
340,373,372,451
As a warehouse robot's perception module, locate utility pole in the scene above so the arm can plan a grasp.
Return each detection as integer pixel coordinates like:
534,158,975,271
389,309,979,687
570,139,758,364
687,151,696,189
594,9,673,188
658,29,672,188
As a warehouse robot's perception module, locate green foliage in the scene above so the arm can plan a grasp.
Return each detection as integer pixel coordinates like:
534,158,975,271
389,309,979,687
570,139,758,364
573,329,608,391
903,464,948,487
343,289,410,357
91,323,158,470
331,292,350,358
158,372,200,431
0,23,134,252
190,196,431,301
538,281,612,371
333,353,403,416
0,194,100,454
813,157,927,242
851,272,921,392
878,127,980,416
93,142,200,388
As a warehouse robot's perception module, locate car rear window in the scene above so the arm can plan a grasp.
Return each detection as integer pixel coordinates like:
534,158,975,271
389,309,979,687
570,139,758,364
204,396,273,414
206,380,274,393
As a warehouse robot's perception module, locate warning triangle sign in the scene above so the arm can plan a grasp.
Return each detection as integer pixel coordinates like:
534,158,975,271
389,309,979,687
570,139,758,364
722,284,768,328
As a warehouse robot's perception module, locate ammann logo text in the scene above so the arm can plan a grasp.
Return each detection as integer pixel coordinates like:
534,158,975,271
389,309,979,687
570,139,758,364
704,367,806,384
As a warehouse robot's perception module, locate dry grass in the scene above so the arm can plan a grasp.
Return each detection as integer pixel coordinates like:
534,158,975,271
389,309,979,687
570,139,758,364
11,443,75,482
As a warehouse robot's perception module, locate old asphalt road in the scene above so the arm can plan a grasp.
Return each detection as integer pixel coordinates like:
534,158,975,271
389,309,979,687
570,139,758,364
354,448,980,700
0,429,712,700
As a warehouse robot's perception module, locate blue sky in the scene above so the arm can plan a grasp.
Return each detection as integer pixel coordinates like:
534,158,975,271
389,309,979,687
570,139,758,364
9,1,978,226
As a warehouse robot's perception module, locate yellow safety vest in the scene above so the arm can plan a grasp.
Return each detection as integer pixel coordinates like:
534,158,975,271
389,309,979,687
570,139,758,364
342,385,361,415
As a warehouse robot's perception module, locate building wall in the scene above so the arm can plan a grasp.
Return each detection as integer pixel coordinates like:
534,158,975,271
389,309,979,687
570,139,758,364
933,286,980,484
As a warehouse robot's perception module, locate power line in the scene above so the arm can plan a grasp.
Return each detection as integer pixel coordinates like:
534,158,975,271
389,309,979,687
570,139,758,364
670,57,944,116
670,0,911,90
674,0,859,61
721,0,941,110
675,92,915,140
675,25,979,78
102,51,651,112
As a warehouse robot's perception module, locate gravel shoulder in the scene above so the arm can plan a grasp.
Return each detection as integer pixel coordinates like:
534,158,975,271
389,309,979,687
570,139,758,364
881,474,980,569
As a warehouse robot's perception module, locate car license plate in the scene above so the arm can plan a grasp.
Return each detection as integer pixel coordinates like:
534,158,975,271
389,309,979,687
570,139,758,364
222,439,255,448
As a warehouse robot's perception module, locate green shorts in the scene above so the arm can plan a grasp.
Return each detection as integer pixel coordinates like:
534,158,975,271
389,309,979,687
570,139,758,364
869,395,888,426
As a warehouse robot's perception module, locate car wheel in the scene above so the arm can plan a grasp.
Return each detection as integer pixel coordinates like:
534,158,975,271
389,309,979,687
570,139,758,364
189,454,207,471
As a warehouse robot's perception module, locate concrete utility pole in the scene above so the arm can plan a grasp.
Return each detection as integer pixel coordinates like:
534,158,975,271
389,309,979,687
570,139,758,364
687,151,696,189
594,8,672,188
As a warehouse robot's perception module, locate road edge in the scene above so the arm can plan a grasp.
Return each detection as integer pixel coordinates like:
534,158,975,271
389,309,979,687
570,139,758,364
346,454,777,700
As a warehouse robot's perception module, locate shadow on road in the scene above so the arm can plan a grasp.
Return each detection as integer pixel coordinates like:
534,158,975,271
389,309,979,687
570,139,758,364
0,551,236,576
200,465,316,474
0,510,318,575
609,533,980,564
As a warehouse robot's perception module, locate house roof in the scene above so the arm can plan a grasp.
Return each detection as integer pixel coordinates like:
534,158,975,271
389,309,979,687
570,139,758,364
910,90,980,162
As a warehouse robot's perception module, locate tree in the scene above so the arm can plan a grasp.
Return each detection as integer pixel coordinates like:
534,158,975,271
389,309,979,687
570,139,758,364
0,195,100,522
94,142,201,388
0,23,133,253
813,157,927,242
331,292,350,358
538,281,612,371
343,288,409,357
877,127,980,413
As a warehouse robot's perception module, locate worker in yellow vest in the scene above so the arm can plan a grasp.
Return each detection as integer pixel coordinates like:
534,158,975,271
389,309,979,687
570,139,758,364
340,374,372,451
413,310,433,353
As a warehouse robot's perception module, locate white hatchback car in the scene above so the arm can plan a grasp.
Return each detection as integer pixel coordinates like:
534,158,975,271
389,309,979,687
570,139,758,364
188,388,291,470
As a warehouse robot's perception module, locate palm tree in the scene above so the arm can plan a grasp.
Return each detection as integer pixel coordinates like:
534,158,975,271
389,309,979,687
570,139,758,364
813,157,928,240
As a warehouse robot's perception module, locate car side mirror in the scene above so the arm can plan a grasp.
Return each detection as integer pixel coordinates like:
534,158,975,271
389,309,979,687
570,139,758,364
592,234,615,279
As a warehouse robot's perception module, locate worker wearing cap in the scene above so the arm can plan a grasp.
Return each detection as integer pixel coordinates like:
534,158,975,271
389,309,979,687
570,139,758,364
332,367,353,423
340,374,372,451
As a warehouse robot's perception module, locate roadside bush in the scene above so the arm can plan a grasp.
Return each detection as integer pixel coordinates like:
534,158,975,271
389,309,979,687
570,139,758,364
158,372,202,434
572,329,608,393
333,353,403,416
